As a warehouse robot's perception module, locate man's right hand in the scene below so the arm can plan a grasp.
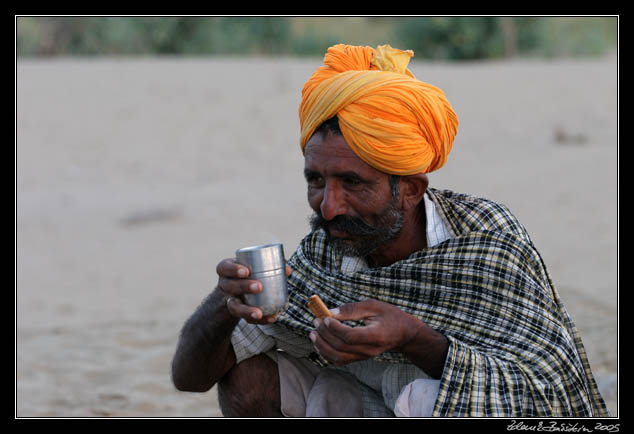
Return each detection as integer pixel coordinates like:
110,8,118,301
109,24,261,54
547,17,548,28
216,258,291,325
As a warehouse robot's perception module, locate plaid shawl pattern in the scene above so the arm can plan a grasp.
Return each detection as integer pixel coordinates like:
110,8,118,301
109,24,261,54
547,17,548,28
276,188,608,417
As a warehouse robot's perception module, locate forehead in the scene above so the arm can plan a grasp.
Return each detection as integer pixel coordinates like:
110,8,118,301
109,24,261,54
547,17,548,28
304,133,379,176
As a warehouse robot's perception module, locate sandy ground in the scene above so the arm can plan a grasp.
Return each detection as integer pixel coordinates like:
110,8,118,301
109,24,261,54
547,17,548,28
16,55,618,417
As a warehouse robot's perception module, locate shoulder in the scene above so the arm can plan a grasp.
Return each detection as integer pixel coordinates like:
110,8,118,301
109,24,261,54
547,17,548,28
428,188,531,241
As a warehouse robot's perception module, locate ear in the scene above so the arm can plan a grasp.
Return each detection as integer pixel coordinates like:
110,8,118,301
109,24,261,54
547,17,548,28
398,174,429,212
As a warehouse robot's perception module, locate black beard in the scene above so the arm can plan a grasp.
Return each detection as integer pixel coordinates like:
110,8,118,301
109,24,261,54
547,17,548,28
308,199,404,258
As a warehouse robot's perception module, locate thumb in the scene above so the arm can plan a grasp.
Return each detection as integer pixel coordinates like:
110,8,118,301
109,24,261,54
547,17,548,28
330,299,378,322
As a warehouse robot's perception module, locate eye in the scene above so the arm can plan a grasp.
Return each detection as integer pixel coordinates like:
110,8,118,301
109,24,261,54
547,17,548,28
305,173,323,187
342,175,362,186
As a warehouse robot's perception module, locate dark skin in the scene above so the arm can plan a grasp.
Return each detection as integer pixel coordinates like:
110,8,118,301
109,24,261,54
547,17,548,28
171,131,448,402
303,133,448,378
170,263,291,392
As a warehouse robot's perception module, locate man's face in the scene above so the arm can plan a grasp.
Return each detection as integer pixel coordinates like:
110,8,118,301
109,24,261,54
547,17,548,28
303,132,404,257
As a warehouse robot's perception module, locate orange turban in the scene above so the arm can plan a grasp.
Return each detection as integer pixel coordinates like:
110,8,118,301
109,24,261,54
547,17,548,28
299,44,458,175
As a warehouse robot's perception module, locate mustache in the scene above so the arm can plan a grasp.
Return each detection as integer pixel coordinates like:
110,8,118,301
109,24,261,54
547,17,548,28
309,212,383,237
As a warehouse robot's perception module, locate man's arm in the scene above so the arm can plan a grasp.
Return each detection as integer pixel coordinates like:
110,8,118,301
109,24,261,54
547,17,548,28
171,288,238,392
171,259,290,392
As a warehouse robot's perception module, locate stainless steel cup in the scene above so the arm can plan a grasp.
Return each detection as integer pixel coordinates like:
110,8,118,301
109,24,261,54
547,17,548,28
235,243,288,316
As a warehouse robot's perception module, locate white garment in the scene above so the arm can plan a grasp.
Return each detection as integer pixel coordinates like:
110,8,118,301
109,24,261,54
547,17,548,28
394,379,441,417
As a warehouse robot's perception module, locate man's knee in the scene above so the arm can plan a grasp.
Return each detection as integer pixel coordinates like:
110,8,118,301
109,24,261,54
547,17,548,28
217,353,283,417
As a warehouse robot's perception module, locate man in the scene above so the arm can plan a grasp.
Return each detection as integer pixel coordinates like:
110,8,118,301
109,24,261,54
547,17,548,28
171,44,608,417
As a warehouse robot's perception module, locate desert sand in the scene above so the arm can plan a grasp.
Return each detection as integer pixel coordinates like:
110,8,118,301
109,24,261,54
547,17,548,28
16,54,618,417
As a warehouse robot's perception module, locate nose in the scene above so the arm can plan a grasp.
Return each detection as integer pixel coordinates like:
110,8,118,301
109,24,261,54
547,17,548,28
320,180,347,221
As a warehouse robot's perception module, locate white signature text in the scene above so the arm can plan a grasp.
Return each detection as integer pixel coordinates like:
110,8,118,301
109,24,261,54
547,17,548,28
507,420,619,433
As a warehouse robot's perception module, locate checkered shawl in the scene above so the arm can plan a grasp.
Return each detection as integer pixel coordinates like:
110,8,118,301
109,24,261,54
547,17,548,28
276,188,608,417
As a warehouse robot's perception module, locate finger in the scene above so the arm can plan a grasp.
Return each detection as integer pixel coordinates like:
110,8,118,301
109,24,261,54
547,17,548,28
313,318,348,351
225,296,269,323
318,317,382,350
216,258,251,279
217,276,262,297
311,319,378,365
330,300,381,322
285,264,292,276
309,327,357,365
263,313,280,324
310,323,379,365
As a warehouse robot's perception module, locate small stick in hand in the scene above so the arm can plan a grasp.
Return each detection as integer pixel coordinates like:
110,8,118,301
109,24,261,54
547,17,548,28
308,295,333,319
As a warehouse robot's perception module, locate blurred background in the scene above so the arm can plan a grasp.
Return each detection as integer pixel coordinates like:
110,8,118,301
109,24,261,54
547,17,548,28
16,16,618,418
17,16,617,59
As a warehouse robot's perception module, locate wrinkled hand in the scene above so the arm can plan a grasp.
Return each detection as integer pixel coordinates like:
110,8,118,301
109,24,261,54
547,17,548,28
309,299,423,365
216,258,291,325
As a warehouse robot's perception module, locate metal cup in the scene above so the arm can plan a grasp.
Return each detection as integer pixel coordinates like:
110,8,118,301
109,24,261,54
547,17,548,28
235,243,288,316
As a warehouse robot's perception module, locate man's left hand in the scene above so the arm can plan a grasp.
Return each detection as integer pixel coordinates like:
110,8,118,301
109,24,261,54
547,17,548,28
309,299,423,365
309,299,449,378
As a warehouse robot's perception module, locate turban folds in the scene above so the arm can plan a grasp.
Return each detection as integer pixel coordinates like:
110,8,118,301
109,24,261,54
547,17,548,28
299,44,458,175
